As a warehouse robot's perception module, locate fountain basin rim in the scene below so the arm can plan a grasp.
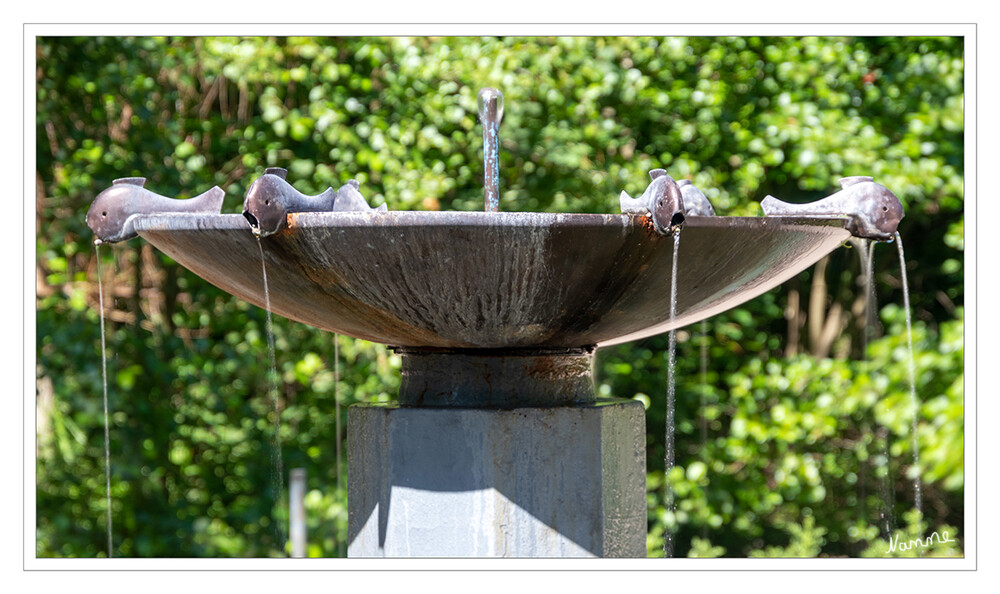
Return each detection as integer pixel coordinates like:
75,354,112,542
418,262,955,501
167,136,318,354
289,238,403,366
131,210,853,234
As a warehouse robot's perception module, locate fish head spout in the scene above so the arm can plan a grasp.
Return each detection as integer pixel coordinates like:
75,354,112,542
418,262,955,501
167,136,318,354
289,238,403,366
86,178,145,243
243,171,292,237
333,179,370,211
846,179,905,241
677,179,716,217
647,174,685,234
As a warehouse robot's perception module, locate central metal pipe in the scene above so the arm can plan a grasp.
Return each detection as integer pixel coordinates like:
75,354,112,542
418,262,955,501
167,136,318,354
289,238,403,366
394,347,595,408
477,88,504,212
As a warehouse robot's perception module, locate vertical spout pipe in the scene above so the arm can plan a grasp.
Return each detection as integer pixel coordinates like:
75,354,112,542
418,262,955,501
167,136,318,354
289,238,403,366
478,88,504,212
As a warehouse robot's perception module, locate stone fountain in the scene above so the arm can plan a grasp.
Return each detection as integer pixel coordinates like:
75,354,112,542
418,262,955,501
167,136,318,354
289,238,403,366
86,88,902,558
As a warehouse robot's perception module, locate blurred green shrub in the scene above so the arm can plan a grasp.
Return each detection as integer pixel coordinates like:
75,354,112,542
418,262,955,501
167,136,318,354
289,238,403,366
35,35,963,557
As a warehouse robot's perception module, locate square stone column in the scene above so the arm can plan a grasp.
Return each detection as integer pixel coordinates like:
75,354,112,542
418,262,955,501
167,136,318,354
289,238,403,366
347,398,646,557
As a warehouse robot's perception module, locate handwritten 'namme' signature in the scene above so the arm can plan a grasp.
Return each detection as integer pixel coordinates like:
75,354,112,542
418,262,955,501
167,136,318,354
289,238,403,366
888,530,957,553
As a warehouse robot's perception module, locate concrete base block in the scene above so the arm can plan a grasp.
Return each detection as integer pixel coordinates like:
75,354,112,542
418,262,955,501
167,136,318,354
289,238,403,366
347,398,646,557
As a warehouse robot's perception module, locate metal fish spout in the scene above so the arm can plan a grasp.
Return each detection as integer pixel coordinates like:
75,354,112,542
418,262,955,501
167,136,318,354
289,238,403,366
86,177,225,243
619,169,685,234
760,176,904,241
242,167,386,237
676,179,715,216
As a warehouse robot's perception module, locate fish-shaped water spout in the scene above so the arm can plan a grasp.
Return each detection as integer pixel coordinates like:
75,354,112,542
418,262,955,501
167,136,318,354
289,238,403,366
676,179,715,216
619,169,685,234
760,176,903,241
86,177,225,243
242,167,387,237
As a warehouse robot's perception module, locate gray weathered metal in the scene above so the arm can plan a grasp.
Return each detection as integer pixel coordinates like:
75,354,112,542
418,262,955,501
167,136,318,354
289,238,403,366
676,179,715,217
86,178,224,243
760,176,903,240
395,347,595,408
241,167,386,238
477,88,504,213
618,169,686,234
132,211,851,349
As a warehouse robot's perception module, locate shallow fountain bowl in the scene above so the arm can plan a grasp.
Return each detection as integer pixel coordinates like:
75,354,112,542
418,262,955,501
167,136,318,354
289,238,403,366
133,211,850,349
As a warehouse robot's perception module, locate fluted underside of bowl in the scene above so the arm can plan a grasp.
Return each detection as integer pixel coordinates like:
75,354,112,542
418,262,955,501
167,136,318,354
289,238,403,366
133,211,850,348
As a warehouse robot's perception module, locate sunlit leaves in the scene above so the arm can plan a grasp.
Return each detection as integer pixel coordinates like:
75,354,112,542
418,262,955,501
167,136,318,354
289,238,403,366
37,35,963,558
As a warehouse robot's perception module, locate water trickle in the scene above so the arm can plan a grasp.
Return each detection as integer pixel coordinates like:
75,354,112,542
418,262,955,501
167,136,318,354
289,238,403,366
864,240,879,349
876,426,896,536
95,241,113,558
334,334,344,557
857,240,894,537
334,336,342,495
257,237,286,553
698,318,709,541
699,319,708,445
895,231,922,515
663,230,680,558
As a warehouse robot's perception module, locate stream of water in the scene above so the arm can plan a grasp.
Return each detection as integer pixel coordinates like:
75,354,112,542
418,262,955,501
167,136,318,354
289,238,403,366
895,232,923,516
663,231,680,558
257,238,286,553
698,319,709,541
334,334,344,557
95,241,113,558
699,320,708,446
334,336,342,495
860,240,894,537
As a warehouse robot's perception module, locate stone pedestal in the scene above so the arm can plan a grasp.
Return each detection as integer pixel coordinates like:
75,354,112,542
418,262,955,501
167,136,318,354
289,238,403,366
346,348,647,557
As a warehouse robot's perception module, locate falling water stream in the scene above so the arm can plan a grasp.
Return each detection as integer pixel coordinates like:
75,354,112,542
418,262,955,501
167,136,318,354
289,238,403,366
334,336,342,495
663,230,680,558
699,320,708,446
859,239,895,539
698,319,709,541
95,241,113,558
334,335,344,557
895,232,923,516
257,237,286,553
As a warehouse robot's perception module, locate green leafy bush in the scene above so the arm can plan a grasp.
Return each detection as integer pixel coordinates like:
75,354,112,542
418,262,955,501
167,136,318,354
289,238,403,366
36,35,963,557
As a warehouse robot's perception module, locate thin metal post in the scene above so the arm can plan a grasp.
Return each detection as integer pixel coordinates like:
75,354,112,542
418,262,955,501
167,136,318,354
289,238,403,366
289,468,307,558
477,88,504,212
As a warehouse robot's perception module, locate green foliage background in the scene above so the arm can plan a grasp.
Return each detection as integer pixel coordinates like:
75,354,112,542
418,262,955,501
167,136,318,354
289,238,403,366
35,36,964,558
